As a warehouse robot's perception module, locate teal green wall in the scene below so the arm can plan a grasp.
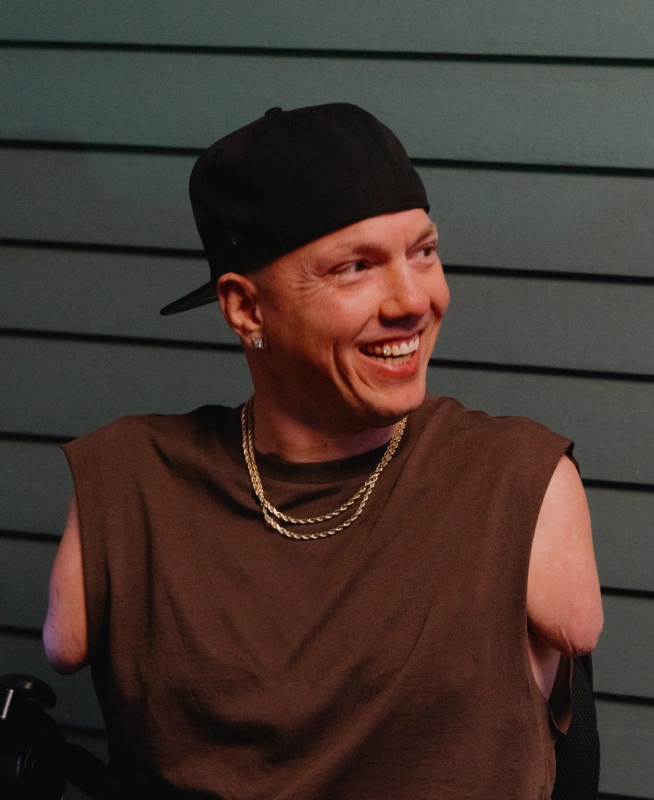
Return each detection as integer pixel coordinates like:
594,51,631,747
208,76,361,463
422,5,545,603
1,4,653,797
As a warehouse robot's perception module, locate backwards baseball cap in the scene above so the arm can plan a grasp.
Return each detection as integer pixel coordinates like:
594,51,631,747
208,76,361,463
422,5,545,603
160,103,429,315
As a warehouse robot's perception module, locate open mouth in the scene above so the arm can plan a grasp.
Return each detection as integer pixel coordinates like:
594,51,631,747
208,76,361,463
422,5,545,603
360,335,419,366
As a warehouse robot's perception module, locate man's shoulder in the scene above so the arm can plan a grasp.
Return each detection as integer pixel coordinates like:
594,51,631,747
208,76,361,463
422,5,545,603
419,392,572,459
62,404,237,457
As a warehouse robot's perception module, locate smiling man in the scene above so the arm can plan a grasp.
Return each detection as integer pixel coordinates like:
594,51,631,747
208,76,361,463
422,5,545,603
219,209,449,460
44,104,602,799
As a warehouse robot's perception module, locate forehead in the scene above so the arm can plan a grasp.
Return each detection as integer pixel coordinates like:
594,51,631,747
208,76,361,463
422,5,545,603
295,208,436,263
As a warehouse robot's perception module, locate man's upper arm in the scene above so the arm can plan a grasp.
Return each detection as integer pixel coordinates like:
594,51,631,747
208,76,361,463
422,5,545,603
526,454,603,657
43,491,89,674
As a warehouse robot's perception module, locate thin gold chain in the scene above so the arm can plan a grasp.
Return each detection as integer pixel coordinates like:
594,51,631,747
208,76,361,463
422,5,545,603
240,396,407,540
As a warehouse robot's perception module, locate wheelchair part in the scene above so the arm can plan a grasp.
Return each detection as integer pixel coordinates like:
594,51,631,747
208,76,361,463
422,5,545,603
0,674,68,799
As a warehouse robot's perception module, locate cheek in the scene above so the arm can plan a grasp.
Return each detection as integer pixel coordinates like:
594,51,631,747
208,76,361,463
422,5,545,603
312,295,371,342
439,282,451,315
265,283,374,362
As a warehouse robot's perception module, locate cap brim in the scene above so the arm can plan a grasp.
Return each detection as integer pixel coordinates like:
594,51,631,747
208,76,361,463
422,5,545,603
159,280,218,315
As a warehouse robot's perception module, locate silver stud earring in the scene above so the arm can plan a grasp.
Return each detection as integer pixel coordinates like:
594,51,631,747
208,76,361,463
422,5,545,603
252,336,264,350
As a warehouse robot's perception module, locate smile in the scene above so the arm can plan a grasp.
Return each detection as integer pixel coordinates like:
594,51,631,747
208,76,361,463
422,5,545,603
361,336,420,365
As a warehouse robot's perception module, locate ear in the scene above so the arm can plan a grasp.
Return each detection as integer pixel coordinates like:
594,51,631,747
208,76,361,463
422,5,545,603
216,272,263,345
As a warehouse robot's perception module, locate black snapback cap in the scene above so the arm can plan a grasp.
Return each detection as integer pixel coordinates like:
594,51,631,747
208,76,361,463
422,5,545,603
160,103,429,315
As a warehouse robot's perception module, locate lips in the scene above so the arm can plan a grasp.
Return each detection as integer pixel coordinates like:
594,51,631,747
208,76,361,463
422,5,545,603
361,335,419,364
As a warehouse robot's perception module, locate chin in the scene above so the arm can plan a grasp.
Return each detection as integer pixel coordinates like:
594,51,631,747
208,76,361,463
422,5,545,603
362,382,427,426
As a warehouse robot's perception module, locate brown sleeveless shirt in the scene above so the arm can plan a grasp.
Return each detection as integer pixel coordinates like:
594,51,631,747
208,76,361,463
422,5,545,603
63,394,573,799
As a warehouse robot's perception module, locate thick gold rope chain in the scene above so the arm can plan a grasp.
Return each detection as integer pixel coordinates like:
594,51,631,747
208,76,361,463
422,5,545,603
240,396,407,540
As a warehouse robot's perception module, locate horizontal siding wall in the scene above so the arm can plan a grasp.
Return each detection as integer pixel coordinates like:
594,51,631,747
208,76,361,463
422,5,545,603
2,1,654,58
2,49,654,168
1,6,652,798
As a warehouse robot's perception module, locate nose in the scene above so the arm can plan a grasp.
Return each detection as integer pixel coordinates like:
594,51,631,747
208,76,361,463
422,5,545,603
378,260,440,323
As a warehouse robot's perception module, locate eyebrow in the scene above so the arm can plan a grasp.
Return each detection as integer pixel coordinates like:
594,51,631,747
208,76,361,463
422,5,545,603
416,222,439,242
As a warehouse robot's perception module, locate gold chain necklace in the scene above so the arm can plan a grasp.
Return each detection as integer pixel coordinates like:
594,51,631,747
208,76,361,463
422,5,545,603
240,396,407,540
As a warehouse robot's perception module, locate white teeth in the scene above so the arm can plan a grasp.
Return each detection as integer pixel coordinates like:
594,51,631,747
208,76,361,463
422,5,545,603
363,336,420,361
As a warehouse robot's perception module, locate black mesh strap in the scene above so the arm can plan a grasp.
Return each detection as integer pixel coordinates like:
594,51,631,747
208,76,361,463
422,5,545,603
552,655,600,800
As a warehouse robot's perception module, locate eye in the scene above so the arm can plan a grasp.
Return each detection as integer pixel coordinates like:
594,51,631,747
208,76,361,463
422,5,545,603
338,260,369,275
419,244,437,257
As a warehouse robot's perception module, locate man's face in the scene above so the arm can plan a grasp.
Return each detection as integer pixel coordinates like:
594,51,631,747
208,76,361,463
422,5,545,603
251,208,450,432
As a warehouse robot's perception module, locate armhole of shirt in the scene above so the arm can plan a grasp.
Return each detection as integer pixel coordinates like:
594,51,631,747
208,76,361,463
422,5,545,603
61,438,109,660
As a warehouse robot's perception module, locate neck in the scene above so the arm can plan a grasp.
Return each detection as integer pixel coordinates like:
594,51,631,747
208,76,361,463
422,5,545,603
249,395,400,463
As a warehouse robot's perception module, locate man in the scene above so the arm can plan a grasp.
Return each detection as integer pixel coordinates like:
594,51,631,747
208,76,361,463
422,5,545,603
44,103,603,798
